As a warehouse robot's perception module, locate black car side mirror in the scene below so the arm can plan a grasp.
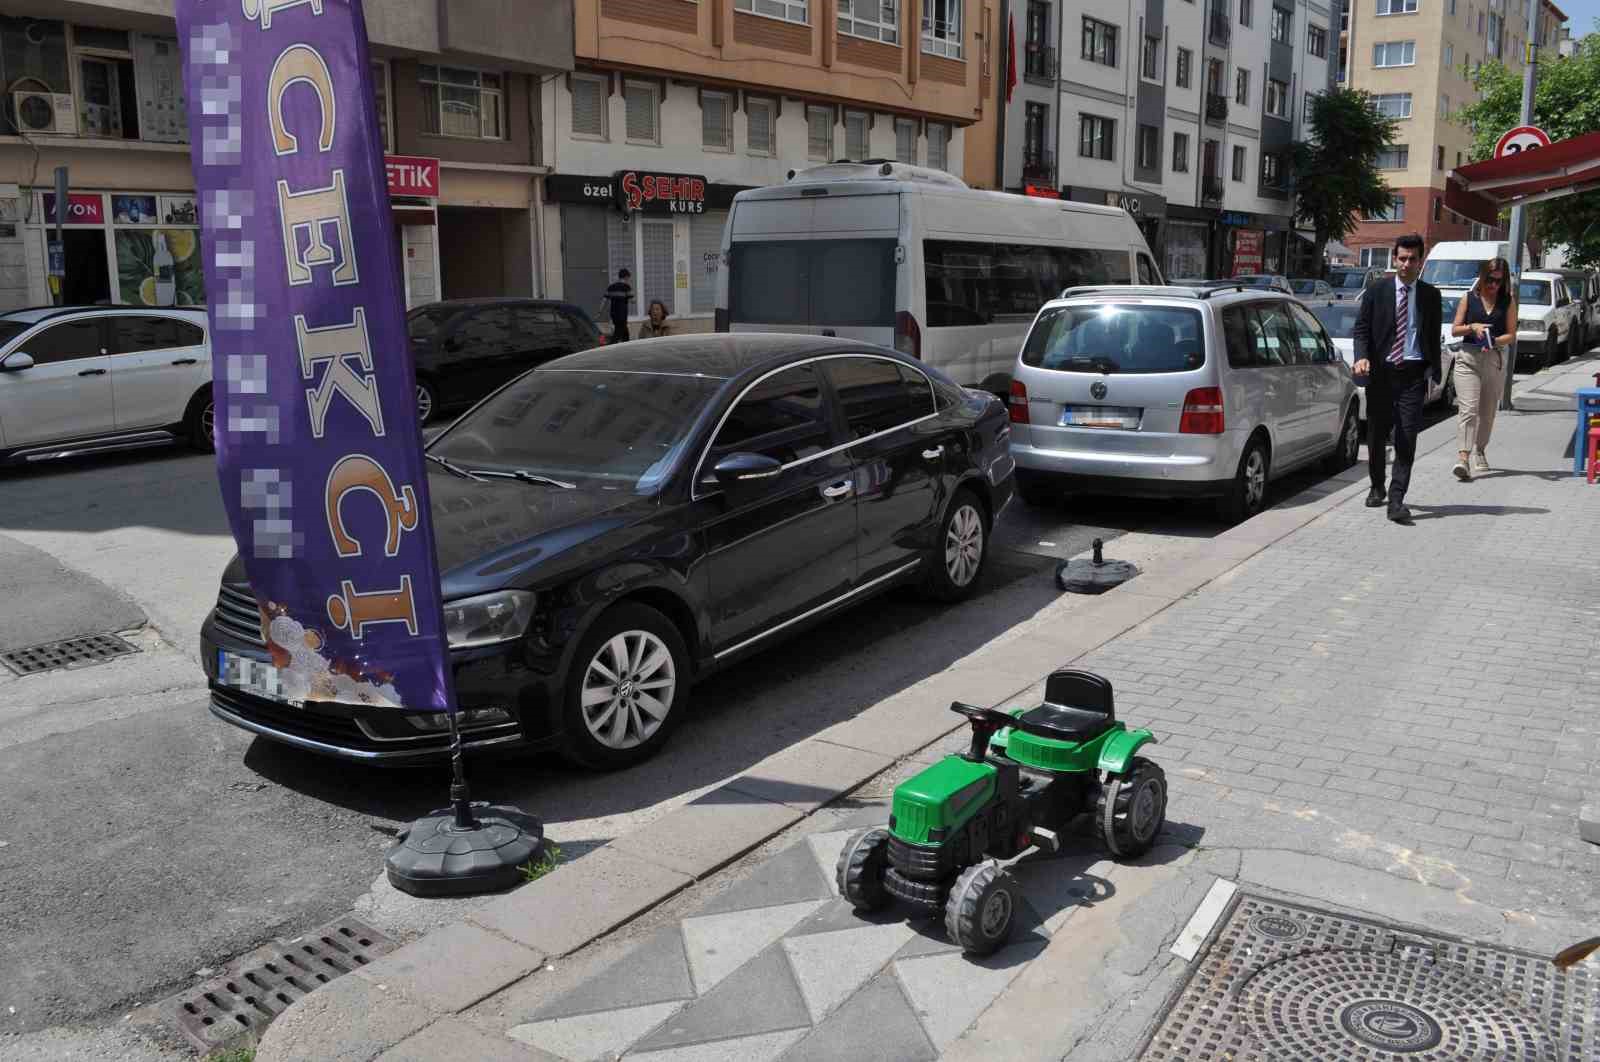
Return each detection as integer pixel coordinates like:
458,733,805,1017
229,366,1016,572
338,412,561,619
712,452,782,498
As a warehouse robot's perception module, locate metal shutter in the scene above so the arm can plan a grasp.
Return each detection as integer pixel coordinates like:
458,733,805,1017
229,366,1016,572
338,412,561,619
572,76,604,137
625,83,657,142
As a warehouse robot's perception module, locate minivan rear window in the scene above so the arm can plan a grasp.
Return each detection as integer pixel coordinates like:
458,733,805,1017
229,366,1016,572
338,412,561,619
1021,305,1204,374
729,239,896,327
1421,259,1485,287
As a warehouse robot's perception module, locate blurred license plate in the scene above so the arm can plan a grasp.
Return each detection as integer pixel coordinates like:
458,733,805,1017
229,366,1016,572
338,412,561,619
1060,405,1142,430
218,649,295,705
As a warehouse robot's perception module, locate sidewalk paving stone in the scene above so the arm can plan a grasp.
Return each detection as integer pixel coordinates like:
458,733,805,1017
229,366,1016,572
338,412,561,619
608,784,805,880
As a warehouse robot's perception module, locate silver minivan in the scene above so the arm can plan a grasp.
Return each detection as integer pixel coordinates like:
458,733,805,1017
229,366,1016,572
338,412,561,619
1008,285,1360,522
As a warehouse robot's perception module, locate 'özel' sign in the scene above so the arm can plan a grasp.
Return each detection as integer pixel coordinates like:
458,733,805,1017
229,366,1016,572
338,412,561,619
177,0,455,712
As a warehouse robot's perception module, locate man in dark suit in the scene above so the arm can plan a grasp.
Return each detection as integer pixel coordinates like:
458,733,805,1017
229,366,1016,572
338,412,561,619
1352,234,1441,524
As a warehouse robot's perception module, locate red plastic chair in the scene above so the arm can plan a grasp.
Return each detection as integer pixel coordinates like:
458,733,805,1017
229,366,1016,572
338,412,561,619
1589,426,1600,485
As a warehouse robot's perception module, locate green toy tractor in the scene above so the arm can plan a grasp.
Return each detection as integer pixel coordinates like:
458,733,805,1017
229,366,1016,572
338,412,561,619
835,668,1167,956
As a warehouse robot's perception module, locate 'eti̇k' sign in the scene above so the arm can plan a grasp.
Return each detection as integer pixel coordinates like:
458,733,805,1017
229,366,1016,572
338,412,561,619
177,0,454,712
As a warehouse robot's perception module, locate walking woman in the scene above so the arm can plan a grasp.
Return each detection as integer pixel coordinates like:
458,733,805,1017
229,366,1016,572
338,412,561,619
1449,258,1517,480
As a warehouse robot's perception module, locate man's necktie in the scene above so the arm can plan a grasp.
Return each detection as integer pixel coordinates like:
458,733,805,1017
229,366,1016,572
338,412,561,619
1388,286,1408,366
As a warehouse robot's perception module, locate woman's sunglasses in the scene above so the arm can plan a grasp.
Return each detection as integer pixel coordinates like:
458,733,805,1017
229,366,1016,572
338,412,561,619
1484,275,1505,285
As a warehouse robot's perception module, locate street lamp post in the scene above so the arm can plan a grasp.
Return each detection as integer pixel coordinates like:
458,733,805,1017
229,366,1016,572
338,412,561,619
1501,0,1542,412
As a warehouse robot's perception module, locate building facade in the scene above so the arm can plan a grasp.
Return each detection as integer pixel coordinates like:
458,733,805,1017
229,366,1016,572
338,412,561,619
987,0,1333,278
1339,0,1566,267
0,0,572,312
546,0,989,333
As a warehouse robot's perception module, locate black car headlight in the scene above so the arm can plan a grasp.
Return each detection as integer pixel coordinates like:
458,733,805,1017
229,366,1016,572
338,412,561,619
443,590,536,649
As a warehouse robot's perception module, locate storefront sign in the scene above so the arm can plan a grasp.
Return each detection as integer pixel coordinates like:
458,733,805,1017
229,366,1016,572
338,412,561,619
177,0,454,711
1231,229,1265,275
619,171,707,215
385,155,440,198
42,193,105,225
1219,211,1254,227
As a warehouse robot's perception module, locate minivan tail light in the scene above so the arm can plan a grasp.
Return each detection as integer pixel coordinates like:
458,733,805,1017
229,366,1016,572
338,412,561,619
1008,378,1030,424
1180,387,1225,434
894,311,921,359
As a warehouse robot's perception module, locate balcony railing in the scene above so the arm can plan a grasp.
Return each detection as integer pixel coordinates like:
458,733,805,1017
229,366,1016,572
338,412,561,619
1202,177,1224,203
1209,10,1231,45
1022,149,1056,181
1024,44,1058,82
1205,93,1229,123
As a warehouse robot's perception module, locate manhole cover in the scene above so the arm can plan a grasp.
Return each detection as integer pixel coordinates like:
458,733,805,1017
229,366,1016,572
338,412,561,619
166,916,396,1053
1142,894,1597,1061
0,633,139,675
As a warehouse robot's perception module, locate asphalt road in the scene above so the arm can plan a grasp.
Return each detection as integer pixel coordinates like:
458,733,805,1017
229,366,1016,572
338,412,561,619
0,414,1444,1052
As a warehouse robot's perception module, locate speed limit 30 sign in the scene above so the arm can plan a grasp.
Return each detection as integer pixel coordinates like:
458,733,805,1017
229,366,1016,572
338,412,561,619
1495,125,1552,158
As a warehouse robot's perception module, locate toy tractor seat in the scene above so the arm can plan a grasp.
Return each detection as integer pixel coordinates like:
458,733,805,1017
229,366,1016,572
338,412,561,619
1015,669,1117,743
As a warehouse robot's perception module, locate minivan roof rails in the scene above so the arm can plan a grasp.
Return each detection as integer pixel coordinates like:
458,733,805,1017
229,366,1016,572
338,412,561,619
1058,283,1258,300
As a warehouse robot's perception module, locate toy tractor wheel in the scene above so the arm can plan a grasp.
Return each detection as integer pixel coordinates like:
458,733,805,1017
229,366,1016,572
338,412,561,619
1096,757,1167,859
944,861,1017,956
836,828,892,911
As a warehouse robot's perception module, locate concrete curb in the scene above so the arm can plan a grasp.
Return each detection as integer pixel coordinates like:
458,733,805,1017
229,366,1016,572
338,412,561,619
253,393,1506,1062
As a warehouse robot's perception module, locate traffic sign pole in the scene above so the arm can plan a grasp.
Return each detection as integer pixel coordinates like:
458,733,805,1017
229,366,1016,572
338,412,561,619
1501,3,1541,412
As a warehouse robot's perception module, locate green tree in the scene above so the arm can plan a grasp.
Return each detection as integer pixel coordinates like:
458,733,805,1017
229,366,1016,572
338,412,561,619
1291,89,1400,272
1458,38,1600,268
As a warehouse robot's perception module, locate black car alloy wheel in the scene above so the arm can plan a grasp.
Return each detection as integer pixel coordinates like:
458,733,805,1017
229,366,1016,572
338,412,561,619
561,602,689,769
923,487,988,601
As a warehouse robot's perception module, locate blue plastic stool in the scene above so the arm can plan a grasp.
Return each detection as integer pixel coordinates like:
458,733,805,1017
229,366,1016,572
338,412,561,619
1574,388,1600,477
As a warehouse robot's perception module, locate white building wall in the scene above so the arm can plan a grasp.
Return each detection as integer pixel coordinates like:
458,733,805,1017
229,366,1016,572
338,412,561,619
1056,0,1137,196
1162,0,1207,209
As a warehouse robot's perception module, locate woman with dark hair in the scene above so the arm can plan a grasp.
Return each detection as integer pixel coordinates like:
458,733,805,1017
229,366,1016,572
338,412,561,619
641,299,672,338
1449,257,1518,480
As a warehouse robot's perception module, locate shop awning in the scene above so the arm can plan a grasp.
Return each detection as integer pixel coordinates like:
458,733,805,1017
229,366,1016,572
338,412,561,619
1444,131,1600,226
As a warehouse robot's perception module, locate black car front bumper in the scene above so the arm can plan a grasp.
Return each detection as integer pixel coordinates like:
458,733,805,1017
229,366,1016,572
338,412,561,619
200,586,560,765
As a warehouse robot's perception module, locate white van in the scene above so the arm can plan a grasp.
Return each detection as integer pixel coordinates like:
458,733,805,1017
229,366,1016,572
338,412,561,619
716,162,1160,394
1421,240,1529,294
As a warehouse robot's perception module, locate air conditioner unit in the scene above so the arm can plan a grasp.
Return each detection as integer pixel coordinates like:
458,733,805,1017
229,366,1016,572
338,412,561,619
11,92,77,136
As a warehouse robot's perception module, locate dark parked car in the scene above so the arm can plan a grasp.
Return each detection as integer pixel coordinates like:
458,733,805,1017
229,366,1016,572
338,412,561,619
202,335,1016,769
406,298,601,423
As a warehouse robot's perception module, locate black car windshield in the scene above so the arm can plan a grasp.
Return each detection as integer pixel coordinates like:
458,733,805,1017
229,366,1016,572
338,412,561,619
1022,304,1205,374
1420,259,1484,287
1330,272,1368,290
1311,303,1360,339
1519,280,1552,304
406,306,458,342
429,369,722,492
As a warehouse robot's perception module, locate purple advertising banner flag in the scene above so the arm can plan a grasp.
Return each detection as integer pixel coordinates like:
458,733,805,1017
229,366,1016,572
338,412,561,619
177,0,454,712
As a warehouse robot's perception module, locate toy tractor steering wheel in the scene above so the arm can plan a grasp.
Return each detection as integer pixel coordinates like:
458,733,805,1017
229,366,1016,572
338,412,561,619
949,701,1020,761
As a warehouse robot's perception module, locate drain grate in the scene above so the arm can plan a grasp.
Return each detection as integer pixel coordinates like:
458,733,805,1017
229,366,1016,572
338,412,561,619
1142,894,1598,1060
168,916,397,1053
0,633,139,675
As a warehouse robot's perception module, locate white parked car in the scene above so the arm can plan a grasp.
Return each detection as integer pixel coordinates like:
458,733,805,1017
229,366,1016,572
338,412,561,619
1515,271,1583,370
0,306,213,465
1309,296,1458,422
1008,285,1360,523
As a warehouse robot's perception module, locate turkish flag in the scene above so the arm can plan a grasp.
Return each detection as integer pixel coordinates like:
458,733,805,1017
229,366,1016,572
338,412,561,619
1006,17,1017,103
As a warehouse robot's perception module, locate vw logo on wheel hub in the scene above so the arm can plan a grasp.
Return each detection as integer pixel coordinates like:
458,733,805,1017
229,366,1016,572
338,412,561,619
1090,382,1108,400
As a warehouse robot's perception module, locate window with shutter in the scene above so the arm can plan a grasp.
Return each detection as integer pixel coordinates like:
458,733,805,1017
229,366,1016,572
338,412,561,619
895,118,917,163
747,98,775,155
572,74,606,138
807,106,833,160
702,91,732,150
625,81,658,144
845,112,868,160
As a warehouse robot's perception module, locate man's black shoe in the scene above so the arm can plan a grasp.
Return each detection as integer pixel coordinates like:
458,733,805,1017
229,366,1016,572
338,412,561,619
1387,503,1413,525
1365,487,1387,507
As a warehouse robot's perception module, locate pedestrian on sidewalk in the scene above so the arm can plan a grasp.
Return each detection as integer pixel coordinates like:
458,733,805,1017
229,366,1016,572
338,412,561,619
640,299,672,338
1449,258,1517,481
603,268,633,344
1352,233,1442,525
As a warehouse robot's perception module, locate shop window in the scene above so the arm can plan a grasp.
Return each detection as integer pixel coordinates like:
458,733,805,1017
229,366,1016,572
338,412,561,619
625,80,659,145
702,91,732,151
736,0,810,24
895,118,918,163
747,97,775,155
807,106,834,160
927,122,950,169
839,0,899,43
690,212,724,314
922,0,963,57
571,74,607,139
420,65,503,140
845,111,869,161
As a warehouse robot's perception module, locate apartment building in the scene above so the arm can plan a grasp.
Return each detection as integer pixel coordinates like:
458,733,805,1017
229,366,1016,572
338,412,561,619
547,0,991,331
0,1,572,312
1340,0,1566,268
992,0,1332,278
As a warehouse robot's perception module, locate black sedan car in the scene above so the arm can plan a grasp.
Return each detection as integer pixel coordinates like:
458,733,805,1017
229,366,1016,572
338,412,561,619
202,335,1016,769
406,298,602,423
